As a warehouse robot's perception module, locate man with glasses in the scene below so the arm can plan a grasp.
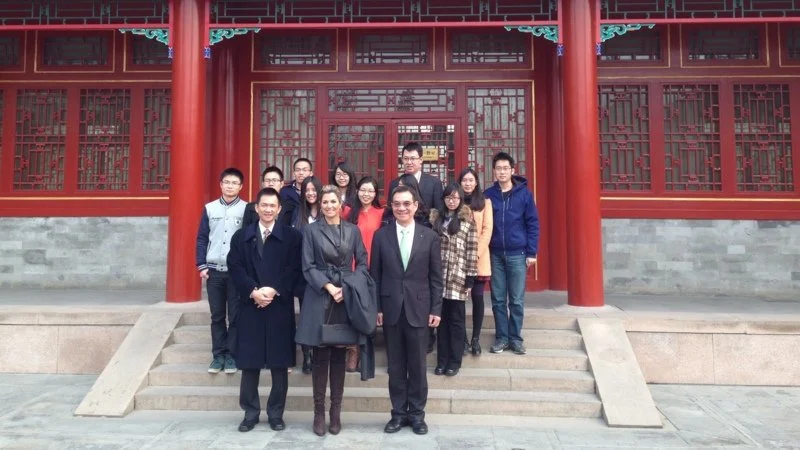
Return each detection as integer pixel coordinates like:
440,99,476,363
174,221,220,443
483,152,539,356
280,158,313,212
388,142,444,212
243,166,294,229
196,167,248,374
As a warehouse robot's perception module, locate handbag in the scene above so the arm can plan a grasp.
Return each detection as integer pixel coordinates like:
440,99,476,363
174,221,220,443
319,222,359,346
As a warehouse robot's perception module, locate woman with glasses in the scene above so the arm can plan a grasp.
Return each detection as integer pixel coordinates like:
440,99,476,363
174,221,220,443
429,183,478,377
458,168,493,356
330,162,357,207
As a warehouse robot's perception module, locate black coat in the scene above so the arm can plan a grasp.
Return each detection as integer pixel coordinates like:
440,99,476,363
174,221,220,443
389,173,444,212
227,222,303,370
370,222,443,328
295,220,369,347
242,200,295,230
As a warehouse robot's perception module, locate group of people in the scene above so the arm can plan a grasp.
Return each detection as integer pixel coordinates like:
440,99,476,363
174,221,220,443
195,142,540,436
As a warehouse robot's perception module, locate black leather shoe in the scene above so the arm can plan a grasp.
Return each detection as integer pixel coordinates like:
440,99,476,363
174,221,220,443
445,367,459,377
411,420,428,435
268,418,286,431
434,366,445,376
238,418,258,432
384,417,409,433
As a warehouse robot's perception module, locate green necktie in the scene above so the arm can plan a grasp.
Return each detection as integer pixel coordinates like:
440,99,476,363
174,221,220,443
400,229,411,270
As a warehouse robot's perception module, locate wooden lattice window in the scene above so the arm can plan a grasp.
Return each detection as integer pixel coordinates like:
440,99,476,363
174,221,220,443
734,84,794,192
256,31,335,69
351,31,431,68
328,88,455,113
328,125,386,196
14,89,68,191
77,89,131,191
0,33,21,69
449,30,530,67
600,27,663,63
467,87,527,189
663,84,722,192
130,34,171,67
257,88,317,180
598,85,651,191
143,88,171,191
785,25,800,61
41,32,111,68
685,26,762,63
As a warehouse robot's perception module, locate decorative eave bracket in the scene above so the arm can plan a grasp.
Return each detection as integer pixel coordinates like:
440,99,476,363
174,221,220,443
506,23,655,56
119,28,260,59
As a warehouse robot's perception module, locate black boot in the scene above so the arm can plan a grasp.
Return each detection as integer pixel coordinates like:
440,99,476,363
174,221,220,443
302,345,312,374
470,337,481,356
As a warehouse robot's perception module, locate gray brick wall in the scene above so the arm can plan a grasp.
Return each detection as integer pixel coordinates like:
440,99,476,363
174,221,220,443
603,219,800,298
0,217,168,288
2,217,798,297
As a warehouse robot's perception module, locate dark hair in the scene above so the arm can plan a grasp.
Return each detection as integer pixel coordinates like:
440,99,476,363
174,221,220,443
397,173,428,214
296,176,322,229
401,142,423,157
390,185,419,204
433,183,464,235
492,152,515,169
458,167,486,211
330,161,357,203
220,167,244,184
348,176,382,225
255,187,280,205
261,166,284,182
293,157,313,171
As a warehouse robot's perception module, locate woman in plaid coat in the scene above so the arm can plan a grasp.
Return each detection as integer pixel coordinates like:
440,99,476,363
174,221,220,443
429,183,478,377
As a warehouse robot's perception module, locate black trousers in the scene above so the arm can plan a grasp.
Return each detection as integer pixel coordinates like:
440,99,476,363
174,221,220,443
437,298,466,370
206,270,239,358
470,279,487,340
383,309,429,422
239,368,289,421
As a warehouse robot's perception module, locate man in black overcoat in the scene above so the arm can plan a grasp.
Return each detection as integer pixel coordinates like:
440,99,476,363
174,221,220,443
370,185,443,435
227,187,303,433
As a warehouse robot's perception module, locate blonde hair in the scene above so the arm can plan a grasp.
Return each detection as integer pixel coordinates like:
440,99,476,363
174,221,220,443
320,184,341,201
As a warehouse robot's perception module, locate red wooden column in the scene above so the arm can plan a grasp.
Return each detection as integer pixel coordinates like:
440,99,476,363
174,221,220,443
209,40,238,191
562,0,605,306
166,0,207,302
548,44,568,290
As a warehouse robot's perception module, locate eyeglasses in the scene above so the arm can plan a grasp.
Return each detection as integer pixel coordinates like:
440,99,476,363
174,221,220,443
222,180,241,186
263,178,282,183
494,166,513,172
358,189,376,194
402,157,420,163
391,201,414,209
335,172,349,178
445,196,460,202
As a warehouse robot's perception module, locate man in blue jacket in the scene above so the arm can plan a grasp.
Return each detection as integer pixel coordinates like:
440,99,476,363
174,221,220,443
483,152,539,355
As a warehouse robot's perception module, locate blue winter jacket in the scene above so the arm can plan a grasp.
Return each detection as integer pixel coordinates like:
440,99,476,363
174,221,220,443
483,175,540,257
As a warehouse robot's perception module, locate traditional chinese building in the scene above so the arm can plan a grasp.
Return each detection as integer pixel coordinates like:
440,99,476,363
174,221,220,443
1,0,799,304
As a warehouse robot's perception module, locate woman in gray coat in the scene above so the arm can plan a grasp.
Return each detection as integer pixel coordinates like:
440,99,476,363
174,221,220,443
296,185,369,436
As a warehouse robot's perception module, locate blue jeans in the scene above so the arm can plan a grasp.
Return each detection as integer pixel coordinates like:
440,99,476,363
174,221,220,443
490,252,527,345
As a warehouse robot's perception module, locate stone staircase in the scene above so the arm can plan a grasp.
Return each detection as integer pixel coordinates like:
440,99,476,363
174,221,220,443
135,311,602,418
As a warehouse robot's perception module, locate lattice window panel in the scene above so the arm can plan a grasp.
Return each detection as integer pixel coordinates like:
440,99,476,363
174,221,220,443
734,84,794,192
42,34,110,66
601,0,800,20
450,31,530,65
600,27,662,62
257,32,334,67
77,89,131,191
687,27,761,61
143,88,171,191
788,25,800,60
131,34,171,66
0,1,169,26
328,125,386,197
353,32,429,66
396,124,457,188
598,85,651,191
663,84,722,191
258,89,317,180
328,88,455,113
467,87,527,189
14,89,68,191
0,35,21,68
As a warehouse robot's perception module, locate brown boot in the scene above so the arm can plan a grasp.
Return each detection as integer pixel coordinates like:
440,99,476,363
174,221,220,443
345,345,359,373
329,348,346,435
311,347,329,436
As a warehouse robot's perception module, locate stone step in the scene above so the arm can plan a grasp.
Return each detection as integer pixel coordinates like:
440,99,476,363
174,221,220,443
171,325,584,350
160,344,589,371
134,386,602,418
180,311,578,331
148,364,596,394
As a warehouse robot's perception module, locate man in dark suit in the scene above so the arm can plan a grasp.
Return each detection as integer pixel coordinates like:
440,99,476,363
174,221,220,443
227,188,303,433
388,142,444,212
370,185,443,435
242,166,294,229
